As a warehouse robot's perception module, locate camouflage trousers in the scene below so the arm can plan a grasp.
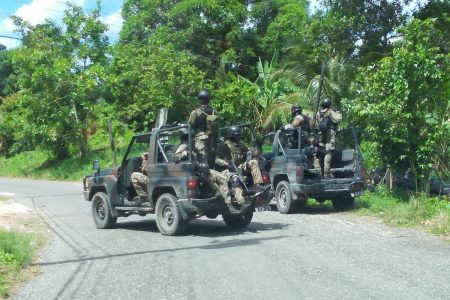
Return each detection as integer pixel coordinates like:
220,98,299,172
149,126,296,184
194,134,209,161
220,170,245,204
241,159,263,185
313,129,337,177
206,169,232,204
131,172,148,197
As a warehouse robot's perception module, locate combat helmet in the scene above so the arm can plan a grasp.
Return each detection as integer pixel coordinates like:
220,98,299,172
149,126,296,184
225,126,241,138
291,104,302,117
320,98,332,109
197,90,212,105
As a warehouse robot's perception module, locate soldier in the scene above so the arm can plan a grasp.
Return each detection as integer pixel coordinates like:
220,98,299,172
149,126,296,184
188,90,218,167
173,128,240,214
215,126,266,205
283,104,312,148
314,98,342,178
131,152,149,206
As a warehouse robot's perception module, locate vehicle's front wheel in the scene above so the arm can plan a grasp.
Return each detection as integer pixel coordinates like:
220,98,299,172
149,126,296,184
92,192,117,229
275,181,297,214
331,195,355,211
223,210,253,229
155,193,187,236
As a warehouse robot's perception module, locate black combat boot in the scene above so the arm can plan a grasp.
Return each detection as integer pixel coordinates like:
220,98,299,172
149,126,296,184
253,184,270,195
134,196,148,207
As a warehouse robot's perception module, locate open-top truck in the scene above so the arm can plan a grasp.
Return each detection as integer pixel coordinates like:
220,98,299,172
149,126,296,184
83,124,264,235
259,126,366,213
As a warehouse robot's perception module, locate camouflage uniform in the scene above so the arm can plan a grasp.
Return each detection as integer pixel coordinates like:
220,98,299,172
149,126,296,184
173,141,232,204
284,113,312,147
215,139,263,204
314,108,342,178
188,105,217,165
131,158,148,197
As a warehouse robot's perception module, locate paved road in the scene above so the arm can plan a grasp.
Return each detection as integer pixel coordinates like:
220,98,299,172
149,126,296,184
1,178,449,300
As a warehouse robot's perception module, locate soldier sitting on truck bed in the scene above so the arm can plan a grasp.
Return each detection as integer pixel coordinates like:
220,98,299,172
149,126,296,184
173,128,242,214
215,126,267,205
131,152,149,206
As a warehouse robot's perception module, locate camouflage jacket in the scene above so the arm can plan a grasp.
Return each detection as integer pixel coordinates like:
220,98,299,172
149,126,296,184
215,139,250,170
188,105,217,137
316,108,342,131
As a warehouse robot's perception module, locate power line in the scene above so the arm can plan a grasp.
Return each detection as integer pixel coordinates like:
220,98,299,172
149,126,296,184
0,34,22,40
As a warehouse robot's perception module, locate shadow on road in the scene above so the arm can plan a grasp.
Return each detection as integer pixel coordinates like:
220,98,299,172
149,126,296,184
31,234,294,267
115,217,291,237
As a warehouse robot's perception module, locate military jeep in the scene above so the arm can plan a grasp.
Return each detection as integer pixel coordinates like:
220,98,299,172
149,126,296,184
259,127,366,213
83,124,254,236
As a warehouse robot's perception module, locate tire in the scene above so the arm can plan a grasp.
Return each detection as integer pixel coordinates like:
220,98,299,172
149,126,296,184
92,192,117,229
275,181,297,214
155,193,187,236
223,210,253,229
331,195,355,211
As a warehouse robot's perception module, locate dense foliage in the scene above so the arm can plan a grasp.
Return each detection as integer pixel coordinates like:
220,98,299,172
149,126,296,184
0,0,448,186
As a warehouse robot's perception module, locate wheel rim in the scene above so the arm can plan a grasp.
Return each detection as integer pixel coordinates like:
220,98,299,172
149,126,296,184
162,204,174,225
96,201,106,220
279,187,288,208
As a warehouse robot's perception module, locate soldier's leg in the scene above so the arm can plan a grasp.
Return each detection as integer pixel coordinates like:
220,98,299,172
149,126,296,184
131,172,148,197
229,174,245,204
246,159,263,185
209,170,231,204
323,150,332,178
194,136,208,162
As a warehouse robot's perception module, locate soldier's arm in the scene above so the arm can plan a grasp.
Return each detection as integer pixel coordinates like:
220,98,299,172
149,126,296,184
173,144,188,163
291,115,303,127
188,110,197,125
214,143,229,166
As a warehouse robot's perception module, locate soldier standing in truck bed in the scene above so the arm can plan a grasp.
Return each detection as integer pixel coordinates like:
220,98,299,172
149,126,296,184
314,98,342,179
188,90,218,167
284,104,312,148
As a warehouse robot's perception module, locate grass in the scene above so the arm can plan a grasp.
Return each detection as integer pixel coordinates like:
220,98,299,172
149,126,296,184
0,129,133,181
0,230,44,298
352,186,450,236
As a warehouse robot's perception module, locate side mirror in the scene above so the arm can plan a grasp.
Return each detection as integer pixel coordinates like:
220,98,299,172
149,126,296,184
93,159,100,175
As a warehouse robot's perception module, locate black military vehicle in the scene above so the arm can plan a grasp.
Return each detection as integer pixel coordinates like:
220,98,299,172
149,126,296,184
259,127,366,213
83,125,258,236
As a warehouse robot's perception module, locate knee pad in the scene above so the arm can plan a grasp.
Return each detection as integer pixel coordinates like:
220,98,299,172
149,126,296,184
230,175,241,188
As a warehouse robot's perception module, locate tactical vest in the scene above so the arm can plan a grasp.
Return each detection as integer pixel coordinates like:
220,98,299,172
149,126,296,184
225,140,246,166
192,105,215,134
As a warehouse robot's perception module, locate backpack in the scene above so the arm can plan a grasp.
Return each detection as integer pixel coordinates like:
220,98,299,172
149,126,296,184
319,116,332,133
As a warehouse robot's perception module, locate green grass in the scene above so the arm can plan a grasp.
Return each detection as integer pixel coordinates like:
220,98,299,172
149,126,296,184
353,187,450,236
0,129,133,181
0,230,44,298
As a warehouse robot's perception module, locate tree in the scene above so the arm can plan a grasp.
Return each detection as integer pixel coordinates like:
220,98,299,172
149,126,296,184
0,45,18,101
5,2,109,158
344,18,450,182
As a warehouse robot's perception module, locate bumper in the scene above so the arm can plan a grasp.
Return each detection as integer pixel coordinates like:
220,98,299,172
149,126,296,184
178,196,224,214
293,180,365,199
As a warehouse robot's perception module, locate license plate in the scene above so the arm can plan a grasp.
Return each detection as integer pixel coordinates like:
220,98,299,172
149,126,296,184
351,191,364,197
255,205,272,212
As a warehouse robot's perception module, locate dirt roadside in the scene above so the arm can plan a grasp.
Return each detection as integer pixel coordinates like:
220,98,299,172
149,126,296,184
0,195,48,299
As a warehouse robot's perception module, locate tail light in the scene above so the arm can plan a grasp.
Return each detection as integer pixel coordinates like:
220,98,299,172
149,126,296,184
262,173,270,184
187,178,198,190
296,166,304,184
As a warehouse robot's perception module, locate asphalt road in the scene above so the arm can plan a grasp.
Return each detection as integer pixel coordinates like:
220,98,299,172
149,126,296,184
1,177,449,300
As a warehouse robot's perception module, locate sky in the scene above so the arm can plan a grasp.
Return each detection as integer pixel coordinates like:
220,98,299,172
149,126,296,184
0,0,426,50
0,0,123,49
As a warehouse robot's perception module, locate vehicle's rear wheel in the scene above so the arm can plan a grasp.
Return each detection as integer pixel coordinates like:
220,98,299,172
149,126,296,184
331,195,355,211
92,192,117,229
155,193,187,236
223,210,253,229
275,181,297,214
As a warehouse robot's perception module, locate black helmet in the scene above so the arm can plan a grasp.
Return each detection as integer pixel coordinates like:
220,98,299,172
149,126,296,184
291,104,302,117
320,98,332,108
197,90,212,104
226,126,241,138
